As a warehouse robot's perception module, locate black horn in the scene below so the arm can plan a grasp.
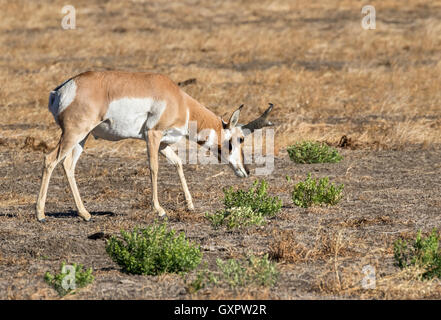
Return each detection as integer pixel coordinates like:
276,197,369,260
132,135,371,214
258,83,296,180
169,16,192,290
241,103,274,135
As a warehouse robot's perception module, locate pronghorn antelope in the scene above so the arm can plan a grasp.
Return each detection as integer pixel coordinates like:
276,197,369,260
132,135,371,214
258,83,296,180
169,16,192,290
36,71,274,222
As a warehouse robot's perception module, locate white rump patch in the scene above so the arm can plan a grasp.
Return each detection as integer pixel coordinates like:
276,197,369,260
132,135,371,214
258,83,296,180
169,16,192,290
48,79,77,122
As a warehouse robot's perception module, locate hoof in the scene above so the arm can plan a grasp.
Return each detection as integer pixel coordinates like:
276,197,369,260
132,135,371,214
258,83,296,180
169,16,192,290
153,206,167,218
158,213,169,221
78,211,91,222
37,218,46,223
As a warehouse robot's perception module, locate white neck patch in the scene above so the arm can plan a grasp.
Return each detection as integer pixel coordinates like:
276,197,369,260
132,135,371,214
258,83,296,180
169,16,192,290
200,129,217,148
223,129,232,140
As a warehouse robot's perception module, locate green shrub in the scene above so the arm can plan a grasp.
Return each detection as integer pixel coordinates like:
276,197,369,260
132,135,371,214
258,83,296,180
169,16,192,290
394,229,441,279
205,206,265,230
223,180,282,217
106,222,202,275
189,254,278,292
287,141,343,164
44,262,94,296
290,173,344,208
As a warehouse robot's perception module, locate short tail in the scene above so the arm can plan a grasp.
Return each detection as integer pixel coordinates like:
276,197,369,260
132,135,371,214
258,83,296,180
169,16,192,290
48,90,61,123
48,90,57,109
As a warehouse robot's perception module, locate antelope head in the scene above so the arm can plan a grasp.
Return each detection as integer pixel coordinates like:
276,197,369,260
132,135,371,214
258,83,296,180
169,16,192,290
220,103,275,178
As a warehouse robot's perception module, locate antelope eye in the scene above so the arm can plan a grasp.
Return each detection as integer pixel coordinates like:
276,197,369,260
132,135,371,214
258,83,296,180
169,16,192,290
239,137,244,143
228,140,232,151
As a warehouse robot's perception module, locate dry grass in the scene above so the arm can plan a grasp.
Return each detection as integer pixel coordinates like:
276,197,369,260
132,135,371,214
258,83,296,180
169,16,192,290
269,225,441,299
269,229,309,263
269,227,359,263
314,253,441,299
1,0,440,156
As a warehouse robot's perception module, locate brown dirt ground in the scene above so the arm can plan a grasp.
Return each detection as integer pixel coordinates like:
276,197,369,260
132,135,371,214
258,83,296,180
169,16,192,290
0,144,440,299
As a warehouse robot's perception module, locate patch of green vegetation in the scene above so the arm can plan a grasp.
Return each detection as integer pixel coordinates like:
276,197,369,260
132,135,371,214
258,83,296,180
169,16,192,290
205,206,265,230
289,173,344,208
189,254,278,292
106,222,202,275
287,141,343,164
394,229,441,280
223,179,282,217
44,262,94,296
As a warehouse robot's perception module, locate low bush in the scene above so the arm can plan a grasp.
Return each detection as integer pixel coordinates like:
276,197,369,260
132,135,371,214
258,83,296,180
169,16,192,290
223,180,282,217
106,222,202,275
44,262,94,296
189,254,278,292
394,229,441,280
205,206,265,230
287,141,343,164
290,173,344,208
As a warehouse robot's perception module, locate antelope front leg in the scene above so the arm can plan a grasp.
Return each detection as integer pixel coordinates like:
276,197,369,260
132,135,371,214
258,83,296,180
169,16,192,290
160,146,194,211
146,130,167,218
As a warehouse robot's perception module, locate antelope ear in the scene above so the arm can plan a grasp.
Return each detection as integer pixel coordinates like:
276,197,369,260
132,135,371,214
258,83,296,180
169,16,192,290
228,104,243,129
